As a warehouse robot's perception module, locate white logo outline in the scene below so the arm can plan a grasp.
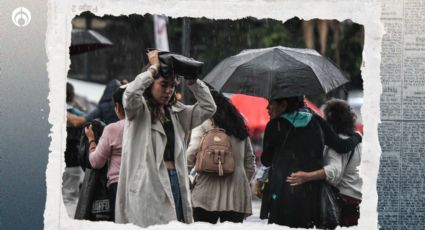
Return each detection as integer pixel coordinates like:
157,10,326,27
12,7,31,27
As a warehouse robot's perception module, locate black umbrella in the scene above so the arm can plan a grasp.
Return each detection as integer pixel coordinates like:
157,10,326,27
70,29,113,55
203,46,349,100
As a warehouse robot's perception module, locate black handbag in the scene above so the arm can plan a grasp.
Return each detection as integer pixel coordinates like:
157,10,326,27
74,167,112,221
320,146,356,229
74,119,112,221
320,182,341,228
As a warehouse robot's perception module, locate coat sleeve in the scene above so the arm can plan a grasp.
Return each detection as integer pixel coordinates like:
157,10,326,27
323,148,344,186
85,107,100,123
243,137,256,181
176,80,217,132
123,71,154,121
88,125,112,169
186,120,207,170
315,114,362,154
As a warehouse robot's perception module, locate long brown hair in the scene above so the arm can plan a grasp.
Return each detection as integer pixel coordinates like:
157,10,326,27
208,88,249,140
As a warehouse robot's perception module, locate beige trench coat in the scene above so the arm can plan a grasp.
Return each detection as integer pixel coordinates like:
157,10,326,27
115,71,216,228
187,119,256,215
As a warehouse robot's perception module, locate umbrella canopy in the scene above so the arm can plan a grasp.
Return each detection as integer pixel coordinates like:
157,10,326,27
70,29,113,55
204,46,349,100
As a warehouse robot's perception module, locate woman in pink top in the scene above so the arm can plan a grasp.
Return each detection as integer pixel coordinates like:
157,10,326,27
84,86,126,221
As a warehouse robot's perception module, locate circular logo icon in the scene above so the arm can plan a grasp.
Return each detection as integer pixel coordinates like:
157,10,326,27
12,7,31,27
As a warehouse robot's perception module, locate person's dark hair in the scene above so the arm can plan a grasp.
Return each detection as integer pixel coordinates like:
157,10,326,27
141,64,178,123
274,96,305,114
208,88,249,140
113,86,126,112
66,82,75,103
323,99,356,136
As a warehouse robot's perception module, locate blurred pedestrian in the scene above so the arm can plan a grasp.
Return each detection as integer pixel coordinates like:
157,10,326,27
83,86,126,221
67,79,122,126
115,50,216,227
287,99,362,227
63,82,85,218
187,88,255,224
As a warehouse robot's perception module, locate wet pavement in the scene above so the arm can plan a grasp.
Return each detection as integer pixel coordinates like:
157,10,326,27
244,196,267,224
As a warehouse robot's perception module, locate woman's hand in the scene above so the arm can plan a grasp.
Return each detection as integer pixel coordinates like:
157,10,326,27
251,179,263,198
147,50,161,77
84,125,95,142
147,50,160,69
286,171,310,186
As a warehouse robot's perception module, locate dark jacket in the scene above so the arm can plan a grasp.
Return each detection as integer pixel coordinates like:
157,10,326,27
260,112,361,228
261,112,323,228
85,79,120,125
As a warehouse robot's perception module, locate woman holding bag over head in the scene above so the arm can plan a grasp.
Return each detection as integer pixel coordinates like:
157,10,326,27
187,88,256,224
115,50,216,227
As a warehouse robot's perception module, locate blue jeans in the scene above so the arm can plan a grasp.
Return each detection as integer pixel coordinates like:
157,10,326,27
167,169,184,222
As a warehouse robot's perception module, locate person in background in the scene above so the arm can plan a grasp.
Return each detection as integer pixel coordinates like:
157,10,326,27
187,88,256,224
83,86,126,221
63,82,85,218
115,50,216,228
286,99,362,227
67,79,122,126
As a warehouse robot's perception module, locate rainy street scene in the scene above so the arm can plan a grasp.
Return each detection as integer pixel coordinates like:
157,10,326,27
65,12,364,229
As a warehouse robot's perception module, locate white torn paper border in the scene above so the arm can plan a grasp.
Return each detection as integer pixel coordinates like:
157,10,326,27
45,0,384,229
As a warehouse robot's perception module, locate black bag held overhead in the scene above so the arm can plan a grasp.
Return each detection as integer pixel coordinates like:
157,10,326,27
158,51,204,80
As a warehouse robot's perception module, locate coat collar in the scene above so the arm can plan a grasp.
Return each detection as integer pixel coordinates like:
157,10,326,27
151,120,165,136
170,112,183,161
150,105,182,135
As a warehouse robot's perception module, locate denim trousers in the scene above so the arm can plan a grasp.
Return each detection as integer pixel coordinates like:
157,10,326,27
167,169,184,222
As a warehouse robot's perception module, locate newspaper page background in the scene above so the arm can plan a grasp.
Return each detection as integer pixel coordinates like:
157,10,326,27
378,0,425,229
